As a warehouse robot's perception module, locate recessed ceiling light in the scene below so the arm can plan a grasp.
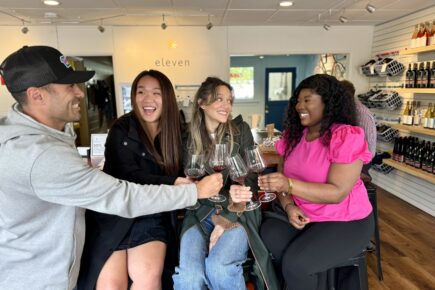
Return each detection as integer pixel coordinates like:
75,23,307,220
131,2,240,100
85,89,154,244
279,1,293,7
43,0,60,6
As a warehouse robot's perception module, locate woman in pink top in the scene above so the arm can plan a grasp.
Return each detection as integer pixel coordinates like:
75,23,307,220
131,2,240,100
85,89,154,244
258,74,374,290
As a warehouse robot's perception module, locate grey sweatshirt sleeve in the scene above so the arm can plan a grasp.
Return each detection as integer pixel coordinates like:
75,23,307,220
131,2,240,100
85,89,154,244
30,144,197,217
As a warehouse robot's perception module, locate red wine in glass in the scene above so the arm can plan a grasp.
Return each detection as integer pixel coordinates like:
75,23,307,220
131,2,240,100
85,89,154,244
245,145,276,203
208,143,228,203
228,153,261,211
185,168,205,182
212,165,226,172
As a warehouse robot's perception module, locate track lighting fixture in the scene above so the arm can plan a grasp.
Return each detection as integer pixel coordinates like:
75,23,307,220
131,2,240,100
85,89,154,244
323,24,330,31
366,3,376,13
21,20,28,34
206,15,213,30
161,14,167,30
97,19,105,33
339,15,348,23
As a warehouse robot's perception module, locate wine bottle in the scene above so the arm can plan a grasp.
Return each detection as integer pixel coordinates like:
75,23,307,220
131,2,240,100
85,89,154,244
412,63,419,88
413,101,421,126
411,24,419,48
405,63,413,88
430,61,435,88
398,137,406,163
425,61,431,88
422,142,432,172
423,103,432,128
402,101,411,125
416,62,425,88
392,137,399,161
429,104,435,129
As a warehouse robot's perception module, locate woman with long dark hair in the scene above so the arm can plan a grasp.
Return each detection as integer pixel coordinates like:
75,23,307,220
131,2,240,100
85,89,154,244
78,70,192,290
173,77,278,290
259,74,374,290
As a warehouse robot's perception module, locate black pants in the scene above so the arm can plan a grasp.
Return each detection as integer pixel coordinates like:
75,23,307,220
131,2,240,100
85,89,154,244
260,212,374,290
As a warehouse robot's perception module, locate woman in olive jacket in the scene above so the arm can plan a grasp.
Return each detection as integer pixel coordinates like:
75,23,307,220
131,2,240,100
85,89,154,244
173,77,279,290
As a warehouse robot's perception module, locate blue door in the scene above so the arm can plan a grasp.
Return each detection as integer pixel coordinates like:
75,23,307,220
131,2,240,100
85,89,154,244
264,67,296,131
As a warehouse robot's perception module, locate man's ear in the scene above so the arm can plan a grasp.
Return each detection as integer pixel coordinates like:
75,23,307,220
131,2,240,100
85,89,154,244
26,87,44,104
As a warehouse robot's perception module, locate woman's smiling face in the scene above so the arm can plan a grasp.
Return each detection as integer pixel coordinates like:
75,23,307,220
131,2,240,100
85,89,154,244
134,75,163,125
295,88,325,131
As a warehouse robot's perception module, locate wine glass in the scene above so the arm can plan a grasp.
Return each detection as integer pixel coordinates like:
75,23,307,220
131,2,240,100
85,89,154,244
184,153,205,210
208,143,228,203
228,153,261,211
245,145,276,203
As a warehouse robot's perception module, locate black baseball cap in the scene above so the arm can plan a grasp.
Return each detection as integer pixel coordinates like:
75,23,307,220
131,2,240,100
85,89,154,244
0,45,95,93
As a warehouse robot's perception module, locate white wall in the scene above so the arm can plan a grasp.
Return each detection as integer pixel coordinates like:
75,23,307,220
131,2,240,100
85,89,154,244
0,25,373,120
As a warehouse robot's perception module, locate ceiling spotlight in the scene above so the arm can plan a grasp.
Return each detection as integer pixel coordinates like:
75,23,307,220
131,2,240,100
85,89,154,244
97,19,105,33
279,1,293,7
42,0,60,6
206,14,213,30
323,24,331,31
161,14,167,30
339,16,348,23
21,20,29,34
366,3,376,13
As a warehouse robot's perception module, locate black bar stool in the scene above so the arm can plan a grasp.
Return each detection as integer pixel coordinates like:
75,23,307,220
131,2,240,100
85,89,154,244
365,182,384,280
326,252,368,290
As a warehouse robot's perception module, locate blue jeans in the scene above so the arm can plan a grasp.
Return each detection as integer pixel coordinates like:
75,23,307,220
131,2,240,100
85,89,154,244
173,212,249,290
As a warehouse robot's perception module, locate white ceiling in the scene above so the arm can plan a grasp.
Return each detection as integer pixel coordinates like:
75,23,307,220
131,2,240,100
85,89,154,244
0,0,434,28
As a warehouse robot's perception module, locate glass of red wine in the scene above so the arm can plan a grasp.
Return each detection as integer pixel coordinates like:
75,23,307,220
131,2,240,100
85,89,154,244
245,145,276,203
228,153,261,211
208,143,228,203
184,153,205,210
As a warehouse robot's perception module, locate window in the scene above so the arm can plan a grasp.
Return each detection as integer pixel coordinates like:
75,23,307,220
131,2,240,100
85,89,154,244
230,67,254,100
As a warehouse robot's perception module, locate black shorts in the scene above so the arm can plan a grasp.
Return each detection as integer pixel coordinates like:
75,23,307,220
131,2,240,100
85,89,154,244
115,216,168,250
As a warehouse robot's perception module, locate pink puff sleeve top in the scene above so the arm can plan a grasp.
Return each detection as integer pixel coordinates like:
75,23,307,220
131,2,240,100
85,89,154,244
275,124,373,222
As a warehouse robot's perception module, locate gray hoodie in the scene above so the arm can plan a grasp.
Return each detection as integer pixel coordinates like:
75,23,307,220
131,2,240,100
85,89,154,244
0,104,196,290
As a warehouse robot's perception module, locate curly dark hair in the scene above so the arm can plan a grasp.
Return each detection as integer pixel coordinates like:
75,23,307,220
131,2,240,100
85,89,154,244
282,74,357,158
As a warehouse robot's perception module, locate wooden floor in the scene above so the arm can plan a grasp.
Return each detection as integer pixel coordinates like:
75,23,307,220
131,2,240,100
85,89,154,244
367,186,435,290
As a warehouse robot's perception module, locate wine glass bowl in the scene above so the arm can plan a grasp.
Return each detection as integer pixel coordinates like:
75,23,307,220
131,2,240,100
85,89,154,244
184,153,205,210
245,145,276,203
228,153,261,211
184,154,205,182
207,143,228,203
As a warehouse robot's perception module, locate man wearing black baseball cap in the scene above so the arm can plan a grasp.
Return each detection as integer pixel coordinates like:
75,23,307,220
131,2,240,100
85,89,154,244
0,46,223,290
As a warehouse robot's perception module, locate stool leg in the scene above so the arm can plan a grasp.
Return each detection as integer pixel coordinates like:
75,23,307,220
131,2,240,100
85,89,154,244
327,268,336,290
371,190,384,280
358,254,369,290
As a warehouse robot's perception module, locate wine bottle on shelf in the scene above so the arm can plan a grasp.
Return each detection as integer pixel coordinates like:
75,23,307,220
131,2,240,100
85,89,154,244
422,142,432,172
429,104,435,129
423,61,431,88
392,137,399,161
405,63,413,88
402,101,412,125
412,63,419,88
430,61,435,88
413,101,421,126
424,22,431,46
430,21,435,46
423,103,433,128
430,144,435,175
405,137,416,165
414,140,425,168
416,62,425,88
399,137,410,163
417,23,426,47
411,24,419,48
